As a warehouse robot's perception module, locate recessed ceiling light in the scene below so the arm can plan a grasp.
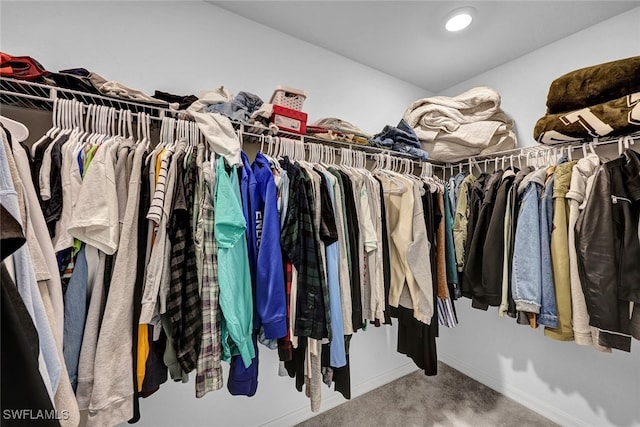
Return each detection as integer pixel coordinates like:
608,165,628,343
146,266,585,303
444,7,475,32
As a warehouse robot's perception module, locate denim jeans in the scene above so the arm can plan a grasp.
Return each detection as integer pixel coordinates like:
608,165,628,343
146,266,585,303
63,245,89,391
206,91,263,122
394,144,429,160
372,119,421,149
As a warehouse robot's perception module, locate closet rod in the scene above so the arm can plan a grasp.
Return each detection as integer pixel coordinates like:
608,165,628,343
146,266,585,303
1,77,446,169
446,131,640,169
0,77,174,117
240,128,446,172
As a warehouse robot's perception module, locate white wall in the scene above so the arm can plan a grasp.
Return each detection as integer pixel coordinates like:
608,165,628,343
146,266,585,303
440,6,640,149
438,7,640,427
1,1,430,135
1,2,429,426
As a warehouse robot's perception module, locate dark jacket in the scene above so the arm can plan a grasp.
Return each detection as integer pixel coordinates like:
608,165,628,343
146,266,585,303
461,173,488,298
576,149,640,351
482,169,517,307
465,170,504,310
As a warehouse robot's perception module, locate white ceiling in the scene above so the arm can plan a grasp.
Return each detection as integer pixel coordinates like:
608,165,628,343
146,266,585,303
211,1,640,93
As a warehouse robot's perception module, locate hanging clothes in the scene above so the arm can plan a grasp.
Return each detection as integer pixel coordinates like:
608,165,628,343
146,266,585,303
214,158,255,367
576,149,640,351
0,204,59,427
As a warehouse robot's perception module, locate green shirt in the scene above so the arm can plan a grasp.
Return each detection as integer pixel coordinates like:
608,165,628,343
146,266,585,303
214,159,255,367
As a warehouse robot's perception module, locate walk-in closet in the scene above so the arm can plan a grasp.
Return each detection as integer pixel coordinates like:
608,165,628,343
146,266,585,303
1,2,639,427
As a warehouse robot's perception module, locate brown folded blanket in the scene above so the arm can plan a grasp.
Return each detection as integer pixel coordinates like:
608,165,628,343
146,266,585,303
535,92,640,144
546,56,640,114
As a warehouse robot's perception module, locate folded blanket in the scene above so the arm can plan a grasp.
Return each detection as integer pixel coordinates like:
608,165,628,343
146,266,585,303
546,56,640,114
404,86,503,133
403,86,516,162
535,92,640,144
419,122,516,163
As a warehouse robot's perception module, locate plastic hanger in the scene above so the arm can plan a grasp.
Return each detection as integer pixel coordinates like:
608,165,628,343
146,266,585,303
142,113,151,149
136,112,143,146
46,98,60,138
0,114,29,143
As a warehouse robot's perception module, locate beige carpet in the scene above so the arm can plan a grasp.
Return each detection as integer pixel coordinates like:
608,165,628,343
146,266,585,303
297,362,558,427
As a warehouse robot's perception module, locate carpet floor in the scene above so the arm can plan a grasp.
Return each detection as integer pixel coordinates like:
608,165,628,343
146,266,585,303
296,362,558,427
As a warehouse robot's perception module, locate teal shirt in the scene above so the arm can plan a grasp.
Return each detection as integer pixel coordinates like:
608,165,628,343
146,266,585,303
214,159,255,367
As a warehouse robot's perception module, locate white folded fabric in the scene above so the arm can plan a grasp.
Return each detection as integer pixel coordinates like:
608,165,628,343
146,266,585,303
187,87,242,166
403,86,516,162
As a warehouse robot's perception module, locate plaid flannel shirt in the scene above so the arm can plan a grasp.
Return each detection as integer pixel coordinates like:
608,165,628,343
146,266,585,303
167,154,202,373
195,159,223,397
280,160,328,340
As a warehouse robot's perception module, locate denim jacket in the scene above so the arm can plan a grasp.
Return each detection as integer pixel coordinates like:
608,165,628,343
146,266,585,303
538,171,558,328
511,168,551,319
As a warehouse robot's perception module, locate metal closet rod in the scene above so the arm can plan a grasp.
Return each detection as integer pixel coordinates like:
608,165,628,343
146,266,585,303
444,131,640,172
1,77,446,169
0,77,175,117
239,127,447,172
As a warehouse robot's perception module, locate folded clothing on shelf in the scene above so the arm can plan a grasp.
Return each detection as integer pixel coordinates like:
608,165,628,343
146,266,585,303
307,118,371,145
1,52,49,81
371,119,429,160
206,91,264,122
545,56,640,115
152,90,198,110
403,86,516,162
535,92,640,144
535,56,640,144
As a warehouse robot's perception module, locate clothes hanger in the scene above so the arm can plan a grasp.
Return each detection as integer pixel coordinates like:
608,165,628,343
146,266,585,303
31,98,58,156
97,107,111,145
71,100,84,139
151,116,168,155
143,113,151,149
117,109,124,138
0,115,29,143
618,136,625,156
136,112,143,146
46,98,60,139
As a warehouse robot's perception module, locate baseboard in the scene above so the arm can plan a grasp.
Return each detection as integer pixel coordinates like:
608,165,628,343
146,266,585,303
438,354,587,427
260,362,418,427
